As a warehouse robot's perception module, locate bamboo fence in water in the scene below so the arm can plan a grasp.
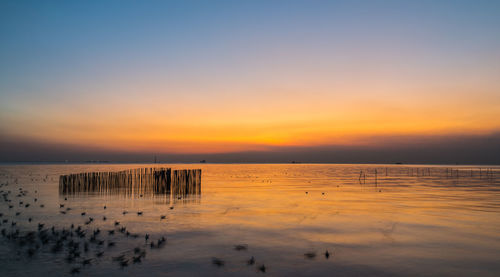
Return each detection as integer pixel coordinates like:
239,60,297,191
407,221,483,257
59,168,201,196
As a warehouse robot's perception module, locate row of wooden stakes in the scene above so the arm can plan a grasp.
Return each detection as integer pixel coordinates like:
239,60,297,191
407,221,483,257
358,167,497,184
59,168,201,195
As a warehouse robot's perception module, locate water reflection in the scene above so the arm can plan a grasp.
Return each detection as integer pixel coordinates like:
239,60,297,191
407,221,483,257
0,164,499,277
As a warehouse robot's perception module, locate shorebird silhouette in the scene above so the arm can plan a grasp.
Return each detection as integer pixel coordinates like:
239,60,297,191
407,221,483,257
304,252,316,259
212,257,224,267
82,258,92,265
120,259,129,267
234,244,248,251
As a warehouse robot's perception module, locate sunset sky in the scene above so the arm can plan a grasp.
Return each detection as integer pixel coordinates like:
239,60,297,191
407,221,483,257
1,0,500,162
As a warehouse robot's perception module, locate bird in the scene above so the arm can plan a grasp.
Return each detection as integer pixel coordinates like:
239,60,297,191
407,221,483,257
212,257,225,267
81,212,86,216
133,256,142,264
247,256,255,265
160,215,166,220
325,250,330,259
113,254,125,262
258,264,266,272
304,252,316,259
157,237,166,247
137,211,143,216
234,244,248,251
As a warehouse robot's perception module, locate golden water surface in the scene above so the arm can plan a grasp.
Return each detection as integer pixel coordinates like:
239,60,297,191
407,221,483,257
0,164,499,276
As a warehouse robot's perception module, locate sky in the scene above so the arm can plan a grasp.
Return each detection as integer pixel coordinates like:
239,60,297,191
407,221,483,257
1,0,500,163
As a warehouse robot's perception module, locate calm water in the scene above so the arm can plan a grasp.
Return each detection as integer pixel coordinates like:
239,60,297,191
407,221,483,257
0,164,499,276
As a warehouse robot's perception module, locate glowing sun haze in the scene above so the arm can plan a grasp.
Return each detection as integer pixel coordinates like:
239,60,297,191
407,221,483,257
1,0,500,160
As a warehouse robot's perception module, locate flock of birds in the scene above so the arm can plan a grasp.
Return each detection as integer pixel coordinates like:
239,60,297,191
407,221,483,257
210,244,331,273
0,182,174,274
1,176,333,275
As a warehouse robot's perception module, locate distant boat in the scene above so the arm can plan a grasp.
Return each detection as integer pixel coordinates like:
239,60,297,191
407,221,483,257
200,160,207,163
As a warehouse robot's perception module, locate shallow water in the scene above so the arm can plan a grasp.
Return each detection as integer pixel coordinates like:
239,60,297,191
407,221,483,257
0,164,499,276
